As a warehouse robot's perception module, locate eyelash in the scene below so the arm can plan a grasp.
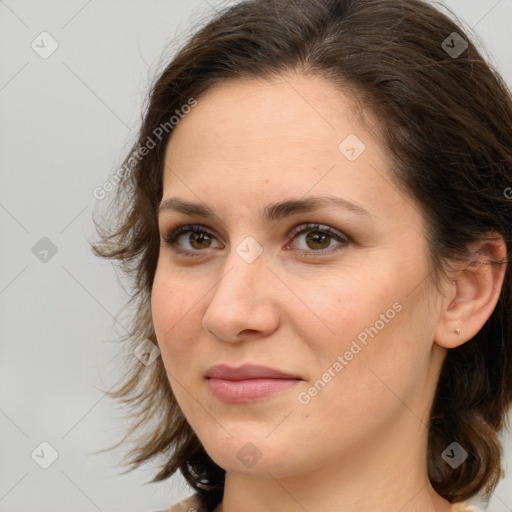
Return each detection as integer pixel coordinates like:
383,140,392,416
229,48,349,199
163,223,350,258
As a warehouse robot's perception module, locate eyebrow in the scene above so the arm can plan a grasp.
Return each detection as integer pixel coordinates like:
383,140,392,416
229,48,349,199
158,195,374,222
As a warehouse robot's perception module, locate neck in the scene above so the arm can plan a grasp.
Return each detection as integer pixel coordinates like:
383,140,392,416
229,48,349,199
214,410,453,512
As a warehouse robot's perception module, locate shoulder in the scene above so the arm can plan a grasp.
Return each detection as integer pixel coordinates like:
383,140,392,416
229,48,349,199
155,492,206,512
157,496,480,512
450,503,483,512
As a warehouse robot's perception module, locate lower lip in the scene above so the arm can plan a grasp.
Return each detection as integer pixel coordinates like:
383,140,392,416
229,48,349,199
207,377,300,403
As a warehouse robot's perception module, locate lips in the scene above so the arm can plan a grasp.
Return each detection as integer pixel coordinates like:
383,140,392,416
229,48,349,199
205,364,301,380
205,364,302,403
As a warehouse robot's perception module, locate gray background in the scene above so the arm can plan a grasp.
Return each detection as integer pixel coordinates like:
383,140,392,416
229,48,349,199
0,1,511,511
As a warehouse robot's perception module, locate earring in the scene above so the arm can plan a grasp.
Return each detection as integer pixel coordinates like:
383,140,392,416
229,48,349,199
455,328,461,335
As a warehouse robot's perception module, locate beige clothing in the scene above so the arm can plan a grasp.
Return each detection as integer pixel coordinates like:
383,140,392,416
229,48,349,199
159,492,205,511
161,492,481,512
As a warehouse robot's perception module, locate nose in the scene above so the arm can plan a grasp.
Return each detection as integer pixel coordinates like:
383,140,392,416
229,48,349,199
201,245,280,343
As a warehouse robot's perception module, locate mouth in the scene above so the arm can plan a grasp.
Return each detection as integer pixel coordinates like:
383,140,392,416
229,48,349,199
205,364,302,403
207,377,301,403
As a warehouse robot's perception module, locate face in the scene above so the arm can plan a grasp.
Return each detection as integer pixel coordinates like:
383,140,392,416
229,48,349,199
151,73,446,479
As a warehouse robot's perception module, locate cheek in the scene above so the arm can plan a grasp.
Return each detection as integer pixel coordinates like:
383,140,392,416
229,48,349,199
298,304,415,439
317,290,435,422
150,271,201,367
151,274,175,341
151,263,197,332
150,274,206,417
297,272,417,398
294,271,398,351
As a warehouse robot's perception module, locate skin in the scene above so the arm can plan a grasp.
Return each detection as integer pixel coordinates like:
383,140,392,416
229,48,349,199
151,72,506,512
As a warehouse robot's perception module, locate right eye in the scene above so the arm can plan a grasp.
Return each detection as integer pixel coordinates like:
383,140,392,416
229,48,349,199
164,224,223,256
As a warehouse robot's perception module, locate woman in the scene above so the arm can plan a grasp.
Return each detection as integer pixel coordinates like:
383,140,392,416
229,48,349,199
91,0,512,511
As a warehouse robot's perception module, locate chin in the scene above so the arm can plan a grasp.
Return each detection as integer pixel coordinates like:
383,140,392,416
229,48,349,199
200,433,304,478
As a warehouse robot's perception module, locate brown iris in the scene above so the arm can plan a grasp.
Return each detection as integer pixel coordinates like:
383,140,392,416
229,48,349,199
189,232,212,250
305,231,330,250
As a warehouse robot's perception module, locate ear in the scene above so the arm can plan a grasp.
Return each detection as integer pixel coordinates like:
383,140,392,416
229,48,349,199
434,233,507,349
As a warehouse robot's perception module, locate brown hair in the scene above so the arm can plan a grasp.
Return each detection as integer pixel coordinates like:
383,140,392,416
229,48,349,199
90,0,512,510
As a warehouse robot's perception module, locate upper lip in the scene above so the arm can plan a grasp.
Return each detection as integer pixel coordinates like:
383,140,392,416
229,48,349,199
205,364,301,380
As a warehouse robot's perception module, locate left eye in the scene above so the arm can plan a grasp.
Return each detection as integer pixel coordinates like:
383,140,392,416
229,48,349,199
286,223,350,254
163,223,350,256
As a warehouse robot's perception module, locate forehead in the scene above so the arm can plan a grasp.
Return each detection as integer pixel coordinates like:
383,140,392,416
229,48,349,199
165,73,371,165
165,74,383,172
160,73,410,226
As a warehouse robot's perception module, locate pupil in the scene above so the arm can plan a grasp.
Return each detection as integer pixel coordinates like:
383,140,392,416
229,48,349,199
191,232,210,249
307,232,328,249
